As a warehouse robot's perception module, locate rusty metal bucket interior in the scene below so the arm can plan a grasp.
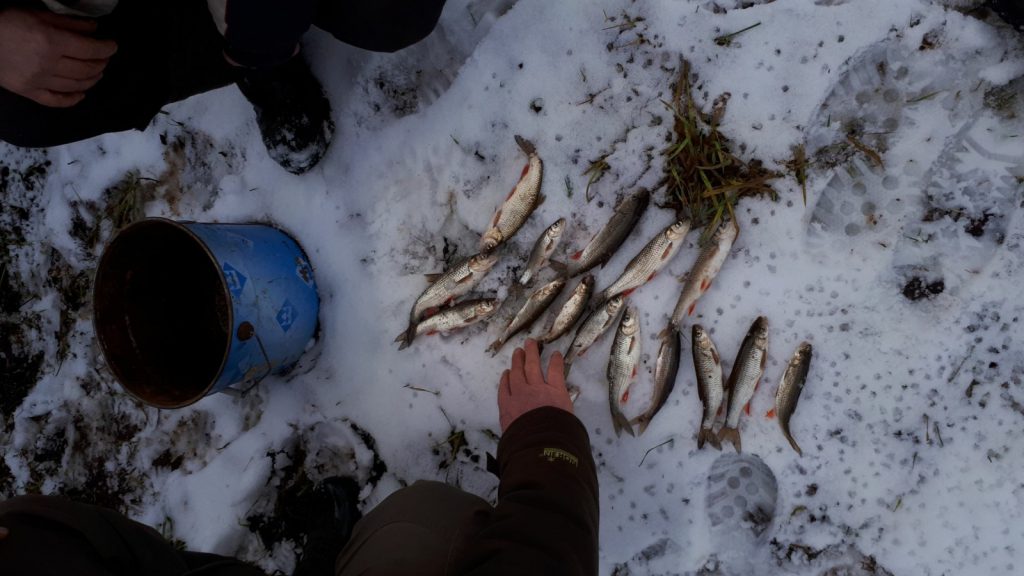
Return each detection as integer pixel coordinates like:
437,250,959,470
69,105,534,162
94,220,231,408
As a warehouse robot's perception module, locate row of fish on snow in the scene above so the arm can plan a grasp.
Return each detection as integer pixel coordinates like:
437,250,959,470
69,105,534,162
396,137,813,452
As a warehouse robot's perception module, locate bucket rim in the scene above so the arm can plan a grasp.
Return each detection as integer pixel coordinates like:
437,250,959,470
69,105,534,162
93,217,234,409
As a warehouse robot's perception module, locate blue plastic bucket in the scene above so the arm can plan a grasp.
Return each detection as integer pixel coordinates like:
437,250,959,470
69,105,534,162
94,218,319,408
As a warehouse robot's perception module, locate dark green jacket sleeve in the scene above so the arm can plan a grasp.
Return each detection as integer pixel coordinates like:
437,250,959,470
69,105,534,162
453,407,600,576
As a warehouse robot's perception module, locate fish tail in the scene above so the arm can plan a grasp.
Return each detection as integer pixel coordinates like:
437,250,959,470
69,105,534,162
631,414,653,436
487,339,505,356
514,135,536,155
717,426,742,453
698,427,722,450
549,259,569,275
395,323,417,350
612,410,635,437
783,428,803,456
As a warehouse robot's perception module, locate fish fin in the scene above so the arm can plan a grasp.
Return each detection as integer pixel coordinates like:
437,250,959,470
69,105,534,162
425,330,438,336
661,244,672,261
396,323,417,350
716,405,724,416
611,411,635,437
657,327,673,340
424,273,443,282
766,407,776,419
744,402,751,416
487,339,505,356
700,278,711,291
688,302,696,316
423,307,440,318
633,415,652,436
622,288,636,297
717,427,742,453
549,259,568,274
698,428,721,450
621,388,630,403
491,209,503,227
571,250,583,261
514,135,536,155
537,194,547,207
784,430,803,456
647,272,657,282
506,187,517,200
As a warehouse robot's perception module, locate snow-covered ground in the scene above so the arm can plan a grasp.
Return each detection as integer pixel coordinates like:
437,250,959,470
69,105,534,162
2,0,1023,574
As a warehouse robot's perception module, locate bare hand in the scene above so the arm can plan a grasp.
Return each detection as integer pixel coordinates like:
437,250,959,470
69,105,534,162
0,8,117,107
498,339,574,432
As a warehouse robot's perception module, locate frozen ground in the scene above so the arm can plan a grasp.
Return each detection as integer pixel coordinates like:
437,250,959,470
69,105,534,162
2,0,1023,574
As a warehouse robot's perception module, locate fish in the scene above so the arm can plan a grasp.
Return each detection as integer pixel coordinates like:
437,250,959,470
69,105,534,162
519,218,565,285
769,342,812,456
398,251,500,348
567,189,649,276
487,278,566,355
692,324,724,450
670,219,738,327
397,299,500,350
564,295,625,367
718,316,769,453
631,325,680,436
538,275,594,343
597,219,691,303
481,136,544,251
608,305,641,437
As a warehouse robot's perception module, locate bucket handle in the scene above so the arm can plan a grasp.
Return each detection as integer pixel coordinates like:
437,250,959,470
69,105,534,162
223,321,272,397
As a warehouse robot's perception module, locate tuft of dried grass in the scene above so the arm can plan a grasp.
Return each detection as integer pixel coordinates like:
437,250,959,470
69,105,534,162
658,59,779,242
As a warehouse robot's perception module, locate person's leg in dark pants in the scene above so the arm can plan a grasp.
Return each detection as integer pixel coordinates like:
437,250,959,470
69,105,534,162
312,0,448,53
0,494,266,576
0,0,235,148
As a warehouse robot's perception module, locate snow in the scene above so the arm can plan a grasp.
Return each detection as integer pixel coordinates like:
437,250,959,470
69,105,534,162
2,0,1024,574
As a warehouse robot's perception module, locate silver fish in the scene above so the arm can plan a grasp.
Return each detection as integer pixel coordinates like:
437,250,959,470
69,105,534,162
487,278,565,355
608,305,641,437
397,299,500,350
567,189,649,276
481,136,544,250
564,295,625,367
539,275,594,343
632,326,680,436
519,218,565,285
399,251,500,348
718,316,769,453
597,219,691,302
772,342,812,456
670,219,738,327
692,324,723,450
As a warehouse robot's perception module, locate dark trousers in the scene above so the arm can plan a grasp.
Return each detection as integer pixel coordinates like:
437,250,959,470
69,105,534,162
0,483,489,576
0,0,447,148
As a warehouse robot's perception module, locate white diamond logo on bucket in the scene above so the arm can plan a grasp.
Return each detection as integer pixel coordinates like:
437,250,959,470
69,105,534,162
222,263,248,297
276,300,297,332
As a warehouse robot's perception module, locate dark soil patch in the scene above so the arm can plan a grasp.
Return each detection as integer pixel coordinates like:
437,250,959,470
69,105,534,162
902,276,945,301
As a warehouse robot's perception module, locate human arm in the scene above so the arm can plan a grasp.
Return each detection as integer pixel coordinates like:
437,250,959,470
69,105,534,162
0,7,116,107
453,340,599,575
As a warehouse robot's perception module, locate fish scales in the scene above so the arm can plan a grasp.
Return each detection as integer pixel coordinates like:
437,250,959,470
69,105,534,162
608,305,641,437
775,342,812,455
598,219,690,302
399,299,500,350
539,275,594,343
520,217,565,285
399,252,499,348
671,220,738,327
564,295,625,367
692,324,723,450
481,136,543,250
718,316,769,453
488,278,565,354
632,326,681,436
569,189,649,276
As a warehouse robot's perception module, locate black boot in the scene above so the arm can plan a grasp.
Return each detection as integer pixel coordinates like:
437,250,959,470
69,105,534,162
986,0,1024,32
291,476,362,576
237,56,334,175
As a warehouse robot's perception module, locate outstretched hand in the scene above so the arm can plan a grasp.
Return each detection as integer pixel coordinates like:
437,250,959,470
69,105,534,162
498,339,574,432
0,8,117,107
